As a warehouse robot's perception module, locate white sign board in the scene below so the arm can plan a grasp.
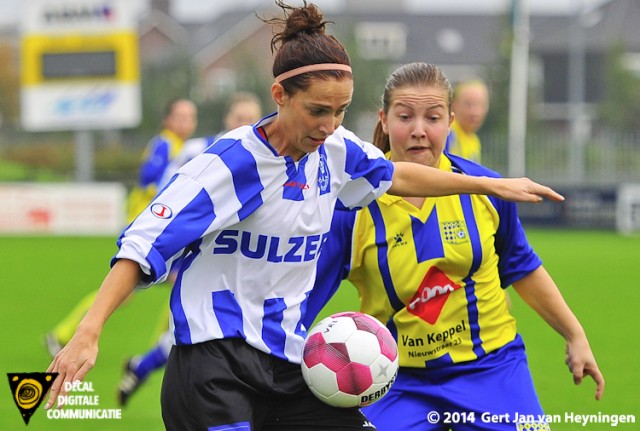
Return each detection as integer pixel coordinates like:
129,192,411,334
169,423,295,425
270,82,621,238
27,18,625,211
616,183,640,235
0,183,126,235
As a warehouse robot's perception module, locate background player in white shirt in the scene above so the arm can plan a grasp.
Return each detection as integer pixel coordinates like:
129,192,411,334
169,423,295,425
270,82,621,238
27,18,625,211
46,1,563,429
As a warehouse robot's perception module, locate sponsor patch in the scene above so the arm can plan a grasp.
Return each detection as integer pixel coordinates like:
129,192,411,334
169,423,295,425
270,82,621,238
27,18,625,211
150,203,173,219
407,267,461,324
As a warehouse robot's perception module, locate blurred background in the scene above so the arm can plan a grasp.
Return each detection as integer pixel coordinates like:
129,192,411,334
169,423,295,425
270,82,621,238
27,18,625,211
0,2,638,175
0,0,639,219
1,0,640,233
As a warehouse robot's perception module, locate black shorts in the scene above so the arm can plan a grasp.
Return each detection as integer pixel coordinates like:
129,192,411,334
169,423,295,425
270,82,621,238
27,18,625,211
161,338,377,431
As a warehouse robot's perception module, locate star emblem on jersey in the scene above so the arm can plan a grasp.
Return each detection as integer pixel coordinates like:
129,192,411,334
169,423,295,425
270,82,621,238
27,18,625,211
441,220,468,245
406,267,461,324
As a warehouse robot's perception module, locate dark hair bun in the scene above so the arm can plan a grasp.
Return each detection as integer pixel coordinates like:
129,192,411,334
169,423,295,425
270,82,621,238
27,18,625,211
266,1,332,52
280,2,326,43
261,1,351,89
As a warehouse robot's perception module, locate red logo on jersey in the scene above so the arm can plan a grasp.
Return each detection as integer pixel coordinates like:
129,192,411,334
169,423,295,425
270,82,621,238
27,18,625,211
283,180,310,190
151,203,173,219
406,267,461,324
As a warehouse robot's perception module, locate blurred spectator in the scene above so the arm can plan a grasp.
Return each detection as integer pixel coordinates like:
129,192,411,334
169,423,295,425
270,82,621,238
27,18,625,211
445,79,489,163
127,98,198,222
159,92,262,186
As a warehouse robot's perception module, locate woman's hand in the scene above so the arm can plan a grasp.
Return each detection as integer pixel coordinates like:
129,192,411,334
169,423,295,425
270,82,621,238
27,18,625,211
565,336,605,401
513,267,603,401
487,177,564,203
45,329,99,409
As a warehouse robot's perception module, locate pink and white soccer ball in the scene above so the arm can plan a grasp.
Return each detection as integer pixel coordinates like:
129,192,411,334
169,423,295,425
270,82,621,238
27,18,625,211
301,311,399,408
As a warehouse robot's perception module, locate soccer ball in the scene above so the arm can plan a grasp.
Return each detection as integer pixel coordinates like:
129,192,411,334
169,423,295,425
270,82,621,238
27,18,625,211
301,311,399,408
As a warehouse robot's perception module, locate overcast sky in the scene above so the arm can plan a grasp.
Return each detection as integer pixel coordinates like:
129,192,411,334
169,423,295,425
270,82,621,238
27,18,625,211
171,0,611,20
0,0,611,26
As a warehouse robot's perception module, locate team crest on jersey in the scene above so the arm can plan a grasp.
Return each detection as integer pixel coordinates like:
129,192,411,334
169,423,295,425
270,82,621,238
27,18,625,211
407,267,461,324
150,203,173,219
441,220,468,245
317,153,330,194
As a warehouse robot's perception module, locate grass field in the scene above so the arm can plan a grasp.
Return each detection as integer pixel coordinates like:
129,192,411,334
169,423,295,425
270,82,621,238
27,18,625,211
1,229,638,430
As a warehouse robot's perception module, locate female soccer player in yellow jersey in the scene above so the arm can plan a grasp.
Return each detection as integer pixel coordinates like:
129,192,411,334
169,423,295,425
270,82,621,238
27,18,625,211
310,62,604,431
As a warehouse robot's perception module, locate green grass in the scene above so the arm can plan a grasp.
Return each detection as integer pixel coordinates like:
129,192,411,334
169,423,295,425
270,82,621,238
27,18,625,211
0,236,167,430
508,230,640,429
0,230,638,430
0,159,65,182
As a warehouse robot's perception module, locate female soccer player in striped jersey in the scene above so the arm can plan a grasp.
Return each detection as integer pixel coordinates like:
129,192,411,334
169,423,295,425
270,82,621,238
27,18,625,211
310,62,604,431
45,2,563,430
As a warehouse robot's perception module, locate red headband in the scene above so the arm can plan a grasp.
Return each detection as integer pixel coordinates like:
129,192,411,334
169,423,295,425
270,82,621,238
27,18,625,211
275,63,352,83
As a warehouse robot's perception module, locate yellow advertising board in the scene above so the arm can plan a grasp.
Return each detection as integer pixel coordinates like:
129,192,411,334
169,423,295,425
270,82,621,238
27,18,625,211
20,0,141,130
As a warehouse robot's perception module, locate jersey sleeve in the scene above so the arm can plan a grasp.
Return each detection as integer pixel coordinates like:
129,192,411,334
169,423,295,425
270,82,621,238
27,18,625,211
114,139,265,286
305,209,357,328
114,174,217,286
492,197,542,287
336,133,394,210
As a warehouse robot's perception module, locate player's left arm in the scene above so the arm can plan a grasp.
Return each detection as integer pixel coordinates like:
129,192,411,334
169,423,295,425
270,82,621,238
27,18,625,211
389,161,564,203
512,266,605,400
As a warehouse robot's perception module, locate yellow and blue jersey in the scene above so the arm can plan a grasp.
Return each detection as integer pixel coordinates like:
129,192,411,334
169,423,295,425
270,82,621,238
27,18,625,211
445,120,481,163
311,154,541,368
126,129,185,222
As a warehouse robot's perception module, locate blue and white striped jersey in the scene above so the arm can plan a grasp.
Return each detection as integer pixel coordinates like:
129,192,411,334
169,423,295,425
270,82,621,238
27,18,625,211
114,113,394,363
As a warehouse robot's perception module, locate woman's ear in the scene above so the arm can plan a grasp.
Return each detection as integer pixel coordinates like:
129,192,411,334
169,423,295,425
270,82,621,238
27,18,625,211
271,83,287,107
378,109,389,134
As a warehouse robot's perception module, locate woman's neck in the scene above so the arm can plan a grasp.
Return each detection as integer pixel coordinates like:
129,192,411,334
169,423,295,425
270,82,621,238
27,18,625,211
263,119,303,161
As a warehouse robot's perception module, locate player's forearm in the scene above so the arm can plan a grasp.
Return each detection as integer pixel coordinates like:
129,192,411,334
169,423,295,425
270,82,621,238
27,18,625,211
75,259,141,339
389,162,492,197
388,162,563,203
512,266,586,342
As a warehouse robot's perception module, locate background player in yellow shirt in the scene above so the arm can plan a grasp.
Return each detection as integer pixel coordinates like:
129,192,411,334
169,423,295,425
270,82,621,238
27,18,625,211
445,79,489,163
311,62,604,430
126,98,199,222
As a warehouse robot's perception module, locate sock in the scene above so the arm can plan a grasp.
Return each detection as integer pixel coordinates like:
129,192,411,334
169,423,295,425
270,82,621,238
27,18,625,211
133,345,169,381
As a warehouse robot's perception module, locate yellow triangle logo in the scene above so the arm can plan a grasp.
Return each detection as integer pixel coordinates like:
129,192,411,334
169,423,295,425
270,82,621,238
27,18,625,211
7,372,58,425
